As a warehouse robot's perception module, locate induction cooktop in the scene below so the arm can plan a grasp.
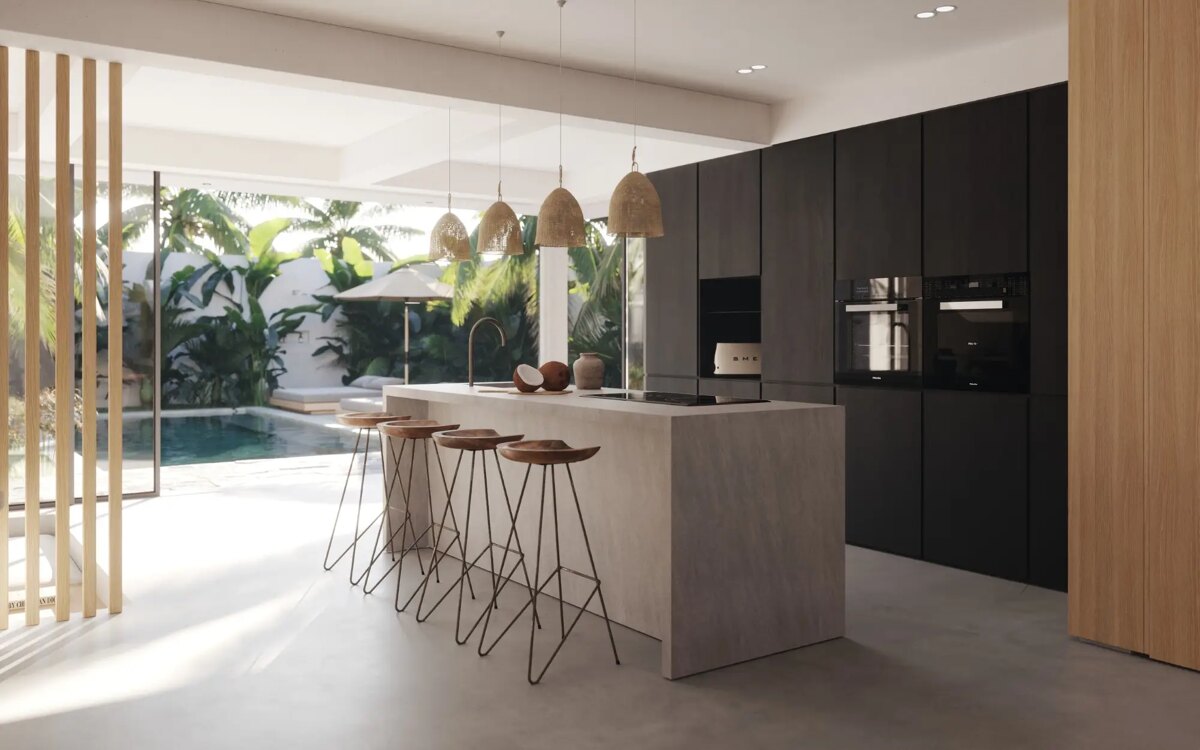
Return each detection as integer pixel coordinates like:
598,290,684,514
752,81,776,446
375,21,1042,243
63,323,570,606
583,391,768,407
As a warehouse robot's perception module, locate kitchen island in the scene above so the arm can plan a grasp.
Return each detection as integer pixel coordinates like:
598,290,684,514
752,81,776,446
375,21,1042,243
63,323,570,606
382,383,845,679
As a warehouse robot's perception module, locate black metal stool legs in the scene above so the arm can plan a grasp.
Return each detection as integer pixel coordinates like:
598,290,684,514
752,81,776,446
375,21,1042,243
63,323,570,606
323,428,389,585
525,464,620,685
360,437,429,594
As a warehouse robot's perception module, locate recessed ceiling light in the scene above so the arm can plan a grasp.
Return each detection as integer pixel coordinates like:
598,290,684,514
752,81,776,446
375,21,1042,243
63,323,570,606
915,11,936,19
750,64,767,71
737,68,753,75
935,5,957,12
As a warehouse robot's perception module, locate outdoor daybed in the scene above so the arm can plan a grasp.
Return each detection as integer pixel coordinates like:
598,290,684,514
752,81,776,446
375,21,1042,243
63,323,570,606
269,376,402,414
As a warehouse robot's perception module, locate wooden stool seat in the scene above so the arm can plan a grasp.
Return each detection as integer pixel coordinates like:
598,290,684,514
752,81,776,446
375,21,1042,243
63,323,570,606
498,439,600,466
337,412,408,429
380,419,461,440
434,428,525,452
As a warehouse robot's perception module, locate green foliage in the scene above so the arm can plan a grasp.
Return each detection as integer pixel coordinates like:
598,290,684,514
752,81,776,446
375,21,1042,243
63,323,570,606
8,390,83,451
568,221,624,387
292,199,422,262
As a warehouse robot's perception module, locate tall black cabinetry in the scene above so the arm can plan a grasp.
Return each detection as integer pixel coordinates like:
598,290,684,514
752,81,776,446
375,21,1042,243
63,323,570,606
645,164,698,379
698,151,760,279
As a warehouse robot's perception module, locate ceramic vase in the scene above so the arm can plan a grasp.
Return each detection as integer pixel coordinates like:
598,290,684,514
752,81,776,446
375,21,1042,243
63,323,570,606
573,352,604,390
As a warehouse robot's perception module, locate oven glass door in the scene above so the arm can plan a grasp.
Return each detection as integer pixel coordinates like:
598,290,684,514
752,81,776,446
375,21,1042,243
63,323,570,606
835,301,921,386
931,299,1030,391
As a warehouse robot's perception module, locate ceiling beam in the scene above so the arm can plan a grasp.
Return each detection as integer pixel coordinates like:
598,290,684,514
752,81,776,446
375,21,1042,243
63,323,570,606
0,0,770,147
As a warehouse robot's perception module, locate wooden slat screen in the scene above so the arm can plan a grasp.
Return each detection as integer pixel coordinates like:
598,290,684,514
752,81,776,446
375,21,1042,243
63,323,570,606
24,49,41,627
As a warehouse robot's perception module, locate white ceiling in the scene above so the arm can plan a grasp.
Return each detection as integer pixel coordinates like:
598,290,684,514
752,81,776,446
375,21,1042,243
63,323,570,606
1,0,1068,215
204,0,1067,103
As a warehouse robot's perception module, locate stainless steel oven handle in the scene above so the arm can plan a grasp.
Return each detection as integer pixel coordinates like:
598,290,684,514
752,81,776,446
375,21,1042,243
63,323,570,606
845,303,901,312
939,300,1005,311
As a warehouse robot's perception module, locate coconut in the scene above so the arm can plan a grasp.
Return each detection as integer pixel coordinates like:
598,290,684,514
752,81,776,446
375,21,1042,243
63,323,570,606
539,361,570,391
513,364,544,392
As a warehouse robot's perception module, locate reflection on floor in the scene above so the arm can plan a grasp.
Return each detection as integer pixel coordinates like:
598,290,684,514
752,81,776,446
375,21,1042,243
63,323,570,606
1,453,1198,749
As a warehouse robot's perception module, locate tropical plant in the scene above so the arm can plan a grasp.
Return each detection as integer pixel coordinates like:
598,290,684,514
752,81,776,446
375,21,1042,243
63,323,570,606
172,297,314,407
290,198,422,262
568,221,624,387
8,390,84,450
6,177,61,350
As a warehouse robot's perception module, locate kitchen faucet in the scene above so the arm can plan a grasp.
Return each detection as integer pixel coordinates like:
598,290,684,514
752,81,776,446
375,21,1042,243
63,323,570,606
468,317,508,387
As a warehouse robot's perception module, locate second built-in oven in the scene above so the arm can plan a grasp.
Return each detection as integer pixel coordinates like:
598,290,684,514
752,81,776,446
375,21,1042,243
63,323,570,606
835,276,923,387
924,274,1030,392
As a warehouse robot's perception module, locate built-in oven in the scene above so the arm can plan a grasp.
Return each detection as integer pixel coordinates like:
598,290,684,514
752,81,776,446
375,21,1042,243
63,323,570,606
924,274,1030,392
835,276,923,387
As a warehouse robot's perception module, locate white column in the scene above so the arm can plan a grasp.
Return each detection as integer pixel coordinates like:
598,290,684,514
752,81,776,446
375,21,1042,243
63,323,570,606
538,247,569,365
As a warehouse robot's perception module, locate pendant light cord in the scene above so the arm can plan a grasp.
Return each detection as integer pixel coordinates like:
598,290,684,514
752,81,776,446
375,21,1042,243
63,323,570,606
497,30,505,200
558,0,565,186
632,0,638,168
447,105,452,210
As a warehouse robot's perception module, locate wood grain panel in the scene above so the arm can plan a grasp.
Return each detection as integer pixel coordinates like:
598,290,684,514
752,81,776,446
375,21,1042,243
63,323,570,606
108,61,123,614
1145,0,1200,671
0,45,9,631
24,50,41,626
54,54,71,622
82,58,98,618
1067,0,1146,652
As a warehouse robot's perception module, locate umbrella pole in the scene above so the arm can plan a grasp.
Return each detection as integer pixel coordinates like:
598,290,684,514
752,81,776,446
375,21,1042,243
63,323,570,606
404,304,410,385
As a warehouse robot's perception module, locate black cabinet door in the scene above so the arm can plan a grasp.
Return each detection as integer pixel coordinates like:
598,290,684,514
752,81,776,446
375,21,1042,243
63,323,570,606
835,115,922,279
1029,83,1068,397
837,386,922,557
1029,395,1067,591
699,151,761,279
698,378,761,400
646,164,698,377
924,93,1029,277
762,135,834,384
762,382,834,405
923,390,1029,582
645,375,698,395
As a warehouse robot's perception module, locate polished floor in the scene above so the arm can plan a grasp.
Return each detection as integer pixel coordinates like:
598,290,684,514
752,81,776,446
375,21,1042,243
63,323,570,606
1,454,1197,749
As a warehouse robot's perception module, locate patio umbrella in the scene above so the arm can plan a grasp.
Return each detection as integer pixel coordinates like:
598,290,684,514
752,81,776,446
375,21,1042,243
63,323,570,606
334,265,453,384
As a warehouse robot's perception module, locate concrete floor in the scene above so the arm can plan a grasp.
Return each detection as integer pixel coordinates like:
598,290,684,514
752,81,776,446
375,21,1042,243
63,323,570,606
1,453,1198,749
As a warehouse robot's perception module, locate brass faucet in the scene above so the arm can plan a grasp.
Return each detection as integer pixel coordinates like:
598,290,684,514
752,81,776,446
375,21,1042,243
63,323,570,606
468,317,508,387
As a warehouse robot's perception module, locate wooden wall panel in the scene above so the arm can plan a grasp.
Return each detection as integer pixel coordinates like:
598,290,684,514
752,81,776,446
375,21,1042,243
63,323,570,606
82,59,98,618
1067,0,1146,652
54,54,71,622
1146,0,1200,672
24,50,41,626
108,62,123,614
0,45,9,631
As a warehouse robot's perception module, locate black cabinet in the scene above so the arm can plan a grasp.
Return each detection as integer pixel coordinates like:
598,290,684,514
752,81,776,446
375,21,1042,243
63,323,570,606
838,386,923,557
698,378,761,400
1029,84,1068,397
1029,395,1067,591
699,151,761,279
923,391,1029,581
762,383,834,405
924,93,1029,277
645,164,698,378
645,375,698,395
762,135,834,385
835,115,922,279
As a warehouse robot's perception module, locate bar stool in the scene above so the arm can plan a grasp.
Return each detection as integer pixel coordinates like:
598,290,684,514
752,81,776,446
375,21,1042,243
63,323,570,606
373,419,478,613
322,412,409,587
491,439,620,684
412,428,541,645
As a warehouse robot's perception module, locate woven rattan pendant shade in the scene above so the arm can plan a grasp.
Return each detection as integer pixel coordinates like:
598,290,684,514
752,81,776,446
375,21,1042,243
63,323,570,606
479,199,524,256
608,168,663,238
430,210,471,261
536,186,586,247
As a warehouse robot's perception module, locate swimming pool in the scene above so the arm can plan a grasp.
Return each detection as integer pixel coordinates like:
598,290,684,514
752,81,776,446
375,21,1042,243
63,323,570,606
83,411,360,466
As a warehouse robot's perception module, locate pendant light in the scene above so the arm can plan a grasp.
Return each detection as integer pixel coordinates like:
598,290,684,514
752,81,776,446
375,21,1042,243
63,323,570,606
478,30,525,257
535,0,587,248
429,106,471,262
608,0,663,238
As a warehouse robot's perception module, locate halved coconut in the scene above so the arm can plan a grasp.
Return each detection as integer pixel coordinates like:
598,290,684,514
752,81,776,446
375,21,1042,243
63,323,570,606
513,364,544,393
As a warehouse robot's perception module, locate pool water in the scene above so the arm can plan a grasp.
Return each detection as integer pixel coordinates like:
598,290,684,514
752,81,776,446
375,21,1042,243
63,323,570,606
83,412,359,466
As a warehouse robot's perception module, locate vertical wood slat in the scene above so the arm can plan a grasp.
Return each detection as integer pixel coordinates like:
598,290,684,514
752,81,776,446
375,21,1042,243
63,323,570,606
82,59,98,618
54,55,71,622
1066,0,1148,652
108,62,123,615
1145,0,1200,672
0,45,9,631
24,50,41,627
